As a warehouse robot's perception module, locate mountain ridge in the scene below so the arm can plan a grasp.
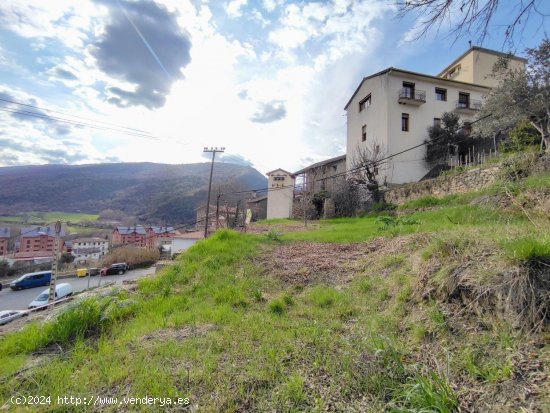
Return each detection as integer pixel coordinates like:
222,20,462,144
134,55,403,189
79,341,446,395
0,162,267,224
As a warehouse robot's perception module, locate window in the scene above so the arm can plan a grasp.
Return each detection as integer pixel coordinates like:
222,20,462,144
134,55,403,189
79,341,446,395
273,176,285,181
402,82,415,99
361,125,367,142
401,113,409,131
458,92,470,108
435,88,447,101
359,94,371,111
433,118,441,127
446,64,461,78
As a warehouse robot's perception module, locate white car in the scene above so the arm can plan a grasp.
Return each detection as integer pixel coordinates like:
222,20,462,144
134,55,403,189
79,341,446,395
28,283,73,309
0,310,28,325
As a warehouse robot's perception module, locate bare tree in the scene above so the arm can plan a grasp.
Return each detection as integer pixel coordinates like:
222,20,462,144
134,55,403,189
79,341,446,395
348,141,386,204
397,0,547,46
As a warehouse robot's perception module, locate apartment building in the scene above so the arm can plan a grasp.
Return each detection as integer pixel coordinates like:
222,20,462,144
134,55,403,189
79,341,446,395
15,226,65,259
112,226,147,247
0,228,9,256
345,47,526,184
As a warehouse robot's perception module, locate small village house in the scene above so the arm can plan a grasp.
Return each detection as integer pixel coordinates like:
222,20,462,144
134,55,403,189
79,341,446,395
266,169,294,219
71,237,109,263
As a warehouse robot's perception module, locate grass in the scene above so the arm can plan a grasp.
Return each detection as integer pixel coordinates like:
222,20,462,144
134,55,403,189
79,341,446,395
0,211,99,224
0,171,549,411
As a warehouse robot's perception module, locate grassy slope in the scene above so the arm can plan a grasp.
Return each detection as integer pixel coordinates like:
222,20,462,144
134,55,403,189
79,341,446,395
0,174,549,412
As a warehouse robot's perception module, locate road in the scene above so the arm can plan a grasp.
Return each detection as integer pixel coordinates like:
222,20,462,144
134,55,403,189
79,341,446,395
0,267,155,311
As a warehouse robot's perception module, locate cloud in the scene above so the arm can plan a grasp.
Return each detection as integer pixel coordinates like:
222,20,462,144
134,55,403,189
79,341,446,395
0,136,91,165
218,153,252,166
50,67,79,81
250,100,286,123
226,0,247,18
91,0,192,109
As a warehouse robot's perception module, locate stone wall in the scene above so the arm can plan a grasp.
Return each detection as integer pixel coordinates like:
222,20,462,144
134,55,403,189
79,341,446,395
384,166,500,205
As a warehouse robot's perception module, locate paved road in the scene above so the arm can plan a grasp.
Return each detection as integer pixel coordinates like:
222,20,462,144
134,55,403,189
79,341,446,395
0,268,155,311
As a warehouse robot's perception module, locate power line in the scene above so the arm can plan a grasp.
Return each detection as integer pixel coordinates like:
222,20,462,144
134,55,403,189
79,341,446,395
0,104,187,144
0,96,153,135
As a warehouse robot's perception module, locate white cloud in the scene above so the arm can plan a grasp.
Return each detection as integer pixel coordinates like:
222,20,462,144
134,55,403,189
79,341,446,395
226,0,248,17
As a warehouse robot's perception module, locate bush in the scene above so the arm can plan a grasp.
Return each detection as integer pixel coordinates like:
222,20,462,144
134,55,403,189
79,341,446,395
102,245,160,267
502,119,540,152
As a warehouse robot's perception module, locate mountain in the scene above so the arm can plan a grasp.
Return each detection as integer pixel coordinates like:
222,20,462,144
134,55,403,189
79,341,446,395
0,162,267,224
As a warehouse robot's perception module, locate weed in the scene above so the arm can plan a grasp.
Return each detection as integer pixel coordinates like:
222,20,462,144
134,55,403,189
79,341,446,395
269,300,285,315
266,228,283,242
398,371,458,413
282,293,294,307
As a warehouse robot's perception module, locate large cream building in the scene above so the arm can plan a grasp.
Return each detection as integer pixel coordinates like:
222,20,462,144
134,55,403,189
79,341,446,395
345,47,526,184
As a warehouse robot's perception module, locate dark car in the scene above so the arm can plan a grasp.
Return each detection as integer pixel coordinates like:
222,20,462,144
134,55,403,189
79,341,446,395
100,263,129,276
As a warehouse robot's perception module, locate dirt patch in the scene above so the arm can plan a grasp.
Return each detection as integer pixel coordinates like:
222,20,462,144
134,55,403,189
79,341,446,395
256,235,426,286
256,242,378,286
140,324,216,345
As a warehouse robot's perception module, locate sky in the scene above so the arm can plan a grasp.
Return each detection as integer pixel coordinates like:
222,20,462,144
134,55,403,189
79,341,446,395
0,0,547,175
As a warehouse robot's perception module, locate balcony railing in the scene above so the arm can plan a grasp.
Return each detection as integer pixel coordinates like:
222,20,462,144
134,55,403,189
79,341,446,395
398,88,426,105
455,99,482,111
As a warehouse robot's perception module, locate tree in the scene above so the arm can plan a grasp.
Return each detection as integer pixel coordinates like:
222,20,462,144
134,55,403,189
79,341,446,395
398,0,547,46
425,112,467,167
348,141,386,204
478,38,549,152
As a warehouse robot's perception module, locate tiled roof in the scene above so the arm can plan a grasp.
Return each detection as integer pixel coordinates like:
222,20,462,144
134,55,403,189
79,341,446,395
72,237,109,243
21,226,66,237
148,226,176,235
0,227,10,238
115,226,147,235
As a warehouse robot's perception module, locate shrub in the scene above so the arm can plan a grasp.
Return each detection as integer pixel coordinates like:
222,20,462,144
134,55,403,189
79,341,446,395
102,245,160,267
266,228,283,242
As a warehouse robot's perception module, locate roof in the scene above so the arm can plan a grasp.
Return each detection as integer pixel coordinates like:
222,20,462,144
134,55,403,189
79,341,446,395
174,231,204,240
115,226,146,235
266,168,293,176
294,154,346,175
71,237,109,243
148,226,176,234
344,66,491,110
0,227,9,238
21,226,66,237
247,196,268,204
437,46,528,78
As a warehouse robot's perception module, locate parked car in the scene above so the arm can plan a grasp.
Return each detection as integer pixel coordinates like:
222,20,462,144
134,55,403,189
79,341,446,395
76,268,88,277
28,283,73,309
100,263,129,276
0,310,28,326
10,271,52,291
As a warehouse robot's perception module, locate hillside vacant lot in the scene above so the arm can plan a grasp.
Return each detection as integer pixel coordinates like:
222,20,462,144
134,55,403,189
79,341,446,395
0,170,549,412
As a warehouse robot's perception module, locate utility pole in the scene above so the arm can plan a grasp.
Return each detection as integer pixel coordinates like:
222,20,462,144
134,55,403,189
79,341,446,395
203,147,225,238
48,220,62,307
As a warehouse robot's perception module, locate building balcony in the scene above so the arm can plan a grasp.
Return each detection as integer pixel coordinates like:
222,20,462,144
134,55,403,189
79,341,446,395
398,88,426,105
454,99,482,112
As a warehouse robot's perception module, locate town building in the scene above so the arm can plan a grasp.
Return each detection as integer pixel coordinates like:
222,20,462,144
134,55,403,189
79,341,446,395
266,169,295,219
111,226,147,247
345,46,527,184
146,226,177,248
246,195,268,221
0,228,9,256
15,226,65,259
293,154,347,194
71,237,109,263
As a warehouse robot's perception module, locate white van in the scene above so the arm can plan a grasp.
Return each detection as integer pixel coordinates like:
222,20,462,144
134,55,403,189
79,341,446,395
28,283,73,309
